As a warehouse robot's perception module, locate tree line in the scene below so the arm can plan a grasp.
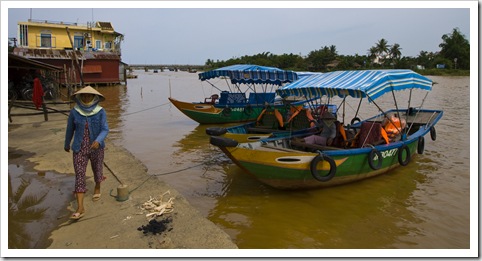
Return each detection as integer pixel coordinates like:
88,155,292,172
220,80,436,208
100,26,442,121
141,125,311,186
204,28,470,74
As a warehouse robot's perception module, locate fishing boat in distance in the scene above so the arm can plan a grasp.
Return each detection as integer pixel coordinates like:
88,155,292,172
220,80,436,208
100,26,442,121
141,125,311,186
168,64,302,124
209,69,443,189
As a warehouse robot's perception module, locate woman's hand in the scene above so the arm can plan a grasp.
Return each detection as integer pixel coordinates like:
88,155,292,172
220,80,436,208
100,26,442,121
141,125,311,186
91,141,100,150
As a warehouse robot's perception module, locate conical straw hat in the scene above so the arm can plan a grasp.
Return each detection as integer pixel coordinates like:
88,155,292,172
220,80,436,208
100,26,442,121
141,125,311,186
71,86,105,101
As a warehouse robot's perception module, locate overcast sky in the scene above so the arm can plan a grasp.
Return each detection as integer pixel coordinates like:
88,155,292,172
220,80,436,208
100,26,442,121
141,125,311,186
4,1,473,65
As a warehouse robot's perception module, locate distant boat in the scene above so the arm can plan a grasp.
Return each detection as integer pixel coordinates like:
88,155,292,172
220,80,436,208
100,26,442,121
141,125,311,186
168,64,306,124
153,69,159,73
209,69,443,190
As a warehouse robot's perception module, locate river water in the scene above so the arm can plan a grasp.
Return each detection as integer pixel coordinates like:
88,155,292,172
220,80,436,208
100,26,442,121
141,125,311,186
94,70,471,253
10,70,471,253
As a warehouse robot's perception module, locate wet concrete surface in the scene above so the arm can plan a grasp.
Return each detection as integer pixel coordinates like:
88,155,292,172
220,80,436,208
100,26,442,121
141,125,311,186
6,103,237,255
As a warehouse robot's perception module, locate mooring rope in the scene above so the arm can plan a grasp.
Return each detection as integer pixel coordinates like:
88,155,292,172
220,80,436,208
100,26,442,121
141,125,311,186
116,158,223,195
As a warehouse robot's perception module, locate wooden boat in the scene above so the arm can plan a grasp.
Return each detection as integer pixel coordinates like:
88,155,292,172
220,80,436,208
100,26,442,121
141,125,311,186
209,69,443,189
168,64,302,124
205,103,337,143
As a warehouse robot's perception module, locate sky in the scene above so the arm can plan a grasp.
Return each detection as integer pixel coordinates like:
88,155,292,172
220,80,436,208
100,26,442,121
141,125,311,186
3,1,475,66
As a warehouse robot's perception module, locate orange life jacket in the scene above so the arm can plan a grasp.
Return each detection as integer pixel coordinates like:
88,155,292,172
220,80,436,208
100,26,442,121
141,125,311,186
384,116,402,138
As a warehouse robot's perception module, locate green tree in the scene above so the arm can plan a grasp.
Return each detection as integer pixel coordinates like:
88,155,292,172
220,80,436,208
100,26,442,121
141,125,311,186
375,38,391,63
439,28,470,69
305,45,338,71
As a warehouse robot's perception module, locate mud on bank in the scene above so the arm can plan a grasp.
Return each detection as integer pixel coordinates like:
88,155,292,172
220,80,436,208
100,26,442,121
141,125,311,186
6,105,237,252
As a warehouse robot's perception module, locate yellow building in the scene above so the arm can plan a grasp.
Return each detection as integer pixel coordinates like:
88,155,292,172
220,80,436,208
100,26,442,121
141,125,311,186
17,19,123,52
13,19,125,86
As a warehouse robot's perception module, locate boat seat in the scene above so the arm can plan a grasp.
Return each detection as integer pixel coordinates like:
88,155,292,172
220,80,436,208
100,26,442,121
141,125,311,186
356,121,387,148
248,92,276,105
204,94,219,104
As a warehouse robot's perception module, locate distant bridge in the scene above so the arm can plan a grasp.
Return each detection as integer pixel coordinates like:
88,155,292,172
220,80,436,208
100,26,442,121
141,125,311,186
126,64,206,72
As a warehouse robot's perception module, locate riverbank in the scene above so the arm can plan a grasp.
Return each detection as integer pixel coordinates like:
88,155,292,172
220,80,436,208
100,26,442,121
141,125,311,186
6,103,237,256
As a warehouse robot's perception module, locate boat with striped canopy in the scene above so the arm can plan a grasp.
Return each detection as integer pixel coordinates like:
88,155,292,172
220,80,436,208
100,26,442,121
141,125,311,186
168,64,302,124
209,69,443,189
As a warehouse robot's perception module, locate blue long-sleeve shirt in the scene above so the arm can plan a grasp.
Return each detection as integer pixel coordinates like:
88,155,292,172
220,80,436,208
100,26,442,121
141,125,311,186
64,108,109,153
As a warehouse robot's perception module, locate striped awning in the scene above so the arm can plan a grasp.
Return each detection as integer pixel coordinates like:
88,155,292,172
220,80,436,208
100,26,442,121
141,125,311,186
276,69,433,101
198,64,299,86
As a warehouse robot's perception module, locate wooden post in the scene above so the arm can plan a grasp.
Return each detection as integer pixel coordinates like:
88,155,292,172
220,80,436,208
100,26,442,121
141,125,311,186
42,98,48,121
66,27,84,86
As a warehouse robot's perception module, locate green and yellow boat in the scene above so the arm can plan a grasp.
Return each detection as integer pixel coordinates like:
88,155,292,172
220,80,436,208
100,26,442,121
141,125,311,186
209,70,443,189
169,64,304,124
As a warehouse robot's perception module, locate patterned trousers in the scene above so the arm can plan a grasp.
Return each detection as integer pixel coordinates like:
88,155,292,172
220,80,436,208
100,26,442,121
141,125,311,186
73,122,106,193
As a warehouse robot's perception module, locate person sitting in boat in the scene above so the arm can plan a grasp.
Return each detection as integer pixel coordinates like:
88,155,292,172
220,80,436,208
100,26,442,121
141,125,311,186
382,113,407,141
299,111,337,146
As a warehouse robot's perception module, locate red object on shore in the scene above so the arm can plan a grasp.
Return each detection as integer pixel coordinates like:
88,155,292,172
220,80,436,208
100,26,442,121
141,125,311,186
32,77,44,109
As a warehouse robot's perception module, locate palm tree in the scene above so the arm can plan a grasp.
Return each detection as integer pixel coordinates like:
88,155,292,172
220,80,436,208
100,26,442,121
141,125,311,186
8,175,48,248
390,43,402,60
371,38,391,65
375,38,390,57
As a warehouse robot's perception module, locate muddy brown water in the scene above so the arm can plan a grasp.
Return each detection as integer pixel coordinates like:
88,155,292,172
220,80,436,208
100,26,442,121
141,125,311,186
9,71,471,251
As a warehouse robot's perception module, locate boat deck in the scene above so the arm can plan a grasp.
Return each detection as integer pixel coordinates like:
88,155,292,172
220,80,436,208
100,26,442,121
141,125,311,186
370,110,442,126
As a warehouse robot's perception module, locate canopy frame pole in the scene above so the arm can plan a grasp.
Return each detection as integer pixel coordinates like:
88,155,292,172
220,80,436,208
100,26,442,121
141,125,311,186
390,88,405,137
341,96,347,125
407,89,412,111
204,80,224,93
406,91,430,135
354,97,363,118
224,77,233,93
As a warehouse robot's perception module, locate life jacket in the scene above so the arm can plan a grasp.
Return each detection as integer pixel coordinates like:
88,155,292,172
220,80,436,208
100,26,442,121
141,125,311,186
257,108,284,128
384,116,402,138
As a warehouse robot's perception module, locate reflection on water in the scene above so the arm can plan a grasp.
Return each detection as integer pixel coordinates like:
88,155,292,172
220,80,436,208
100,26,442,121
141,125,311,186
110,71,470,249
8,149,74,249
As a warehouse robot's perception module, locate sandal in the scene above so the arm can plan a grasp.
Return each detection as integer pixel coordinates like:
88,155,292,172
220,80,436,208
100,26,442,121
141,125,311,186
70,212,85,220
92,194,101,202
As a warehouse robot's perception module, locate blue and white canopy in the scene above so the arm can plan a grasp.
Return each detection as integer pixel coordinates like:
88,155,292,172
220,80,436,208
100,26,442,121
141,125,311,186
277,69,433,101
199,64,299,86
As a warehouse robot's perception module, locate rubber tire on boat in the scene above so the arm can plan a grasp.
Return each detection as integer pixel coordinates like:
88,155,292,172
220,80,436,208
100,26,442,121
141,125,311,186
350,117,361,126
222,107,232,117
205,127,227,136
430,126,437,141
310,153,337,182
244,105,253,116
368,148,383,170
417,136,425,154
210,136,239,148
398,144,411,166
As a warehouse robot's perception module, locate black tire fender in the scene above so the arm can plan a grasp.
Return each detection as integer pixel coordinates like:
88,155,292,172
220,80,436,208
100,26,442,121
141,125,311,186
222,107,232,117
310,153,337,182
398,144,411,166
350,117,361,126
417,136,425,154
210,136,238,148
244,105,253,115
430,126,437,141
205,127,227,136
368,148,383,170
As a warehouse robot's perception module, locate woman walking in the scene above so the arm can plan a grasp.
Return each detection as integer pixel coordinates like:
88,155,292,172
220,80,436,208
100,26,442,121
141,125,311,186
64,86,109,220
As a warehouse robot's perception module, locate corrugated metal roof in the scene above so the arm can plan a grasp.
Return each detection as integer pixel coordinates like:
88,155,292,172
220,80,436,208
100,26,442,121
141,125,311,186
13,48,120,60
8,53,62,71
